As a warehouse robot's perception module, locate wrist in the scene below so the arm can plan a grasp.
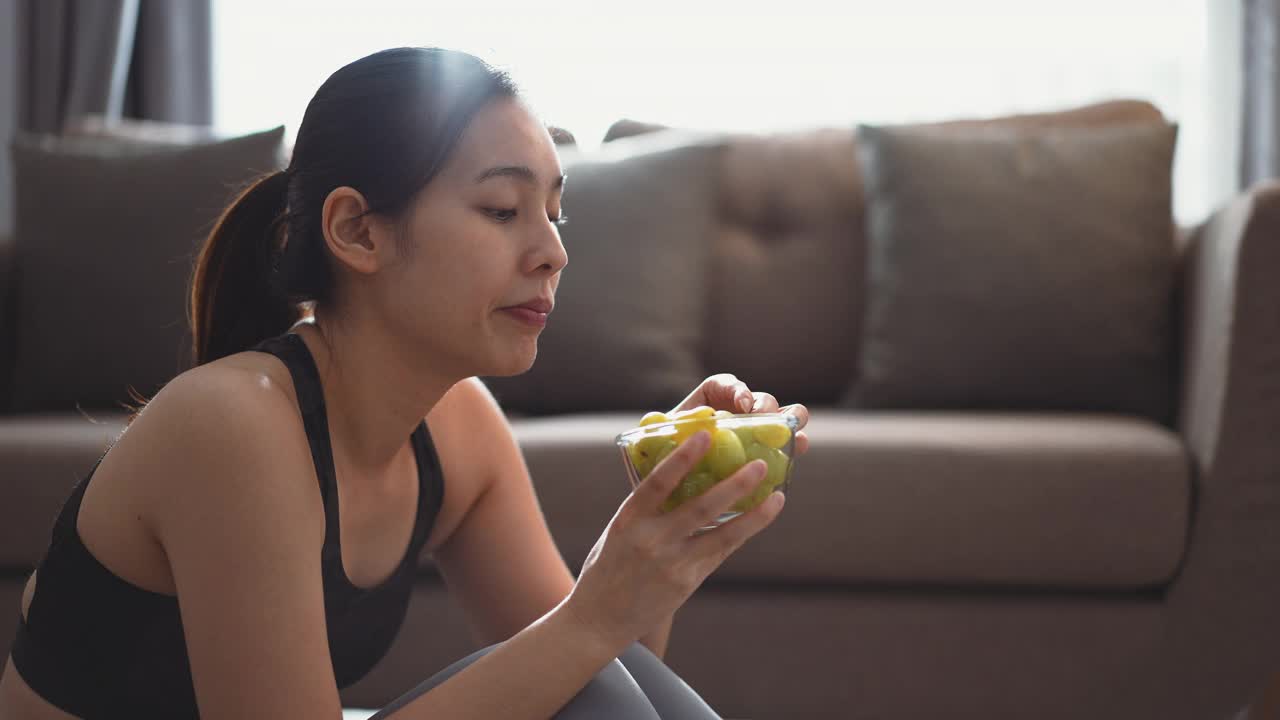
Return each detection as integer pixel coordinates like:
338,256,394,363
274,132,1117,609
555,591,637,660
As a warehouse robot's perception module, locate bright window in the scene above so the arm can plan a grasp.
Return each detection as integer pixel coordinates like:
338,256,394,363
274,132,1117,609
214,0,1240,224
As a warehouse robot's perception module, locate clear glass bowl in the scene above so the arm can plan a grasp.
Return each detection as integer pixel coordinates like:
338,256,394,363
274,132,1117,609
615,411,800,531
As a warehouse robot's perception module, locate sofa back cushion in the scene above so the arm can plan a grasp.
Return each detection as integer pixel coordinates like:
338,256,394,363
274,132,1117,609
704,99,1169,405
7,127,285,412
707,129,866,406
844,121,1179,421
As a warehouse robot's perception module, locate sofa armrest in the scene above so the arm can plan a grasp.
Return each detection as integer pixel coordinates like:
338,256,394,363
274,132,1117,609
0,235,14,413
1137,181,1280,717
1178,181,1280,475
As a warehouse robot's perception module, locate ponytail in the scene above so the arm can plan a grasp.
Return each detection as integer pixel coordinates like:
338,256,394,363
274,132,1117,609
188,170,296,367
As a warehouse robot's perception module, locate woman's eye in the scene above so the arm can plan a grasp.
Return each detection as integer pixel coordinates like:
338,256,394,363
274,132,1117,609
485,208,518,223
485,207,570,227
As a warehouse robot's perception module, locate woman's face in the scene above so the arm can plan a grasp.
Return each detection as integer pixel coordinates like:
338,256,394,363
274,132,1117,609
376,97,568,379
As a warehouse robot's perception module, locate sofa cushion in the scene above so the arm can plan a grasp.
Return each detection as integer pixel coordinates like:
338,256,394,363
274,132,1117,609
0,410,1191,590
482,132,723,415
496,410,1191,590
708,128,866,406
845,121,1179,423
8,127,285,413
612,101,1166,408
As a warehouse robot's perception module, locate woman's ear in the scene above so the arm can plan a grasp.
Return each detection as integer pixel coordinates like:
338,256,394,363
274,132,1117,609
321,186,383,275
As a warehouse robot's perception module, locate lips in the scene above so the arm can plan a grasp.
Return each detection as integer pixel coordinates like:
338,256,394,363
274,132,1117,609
501,306,549,328
504,298,554,314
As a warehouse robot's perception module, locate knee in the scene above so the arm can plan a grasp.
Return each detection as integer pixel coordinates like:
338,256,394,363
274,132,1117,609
557,658,660,720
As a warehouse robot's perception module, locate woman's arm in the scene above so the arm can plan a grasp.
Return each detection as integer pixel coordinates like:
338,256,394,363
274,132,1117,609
428,378,678,660
139,368,635,720
427,378,578,645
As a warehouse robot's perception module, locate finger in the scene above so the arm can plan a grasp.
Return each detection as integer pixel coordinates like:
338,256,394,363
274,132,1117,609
625,430,712,516
672,374,742,415
750,391,779,413
703,373,751,413
795,431,810,455
780,403,810,431
690,490,786,558
669,458,770,532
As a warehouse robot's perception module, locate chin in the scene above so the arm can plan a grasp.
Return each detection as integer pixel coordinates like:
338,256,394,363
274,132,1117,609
482,341,539,377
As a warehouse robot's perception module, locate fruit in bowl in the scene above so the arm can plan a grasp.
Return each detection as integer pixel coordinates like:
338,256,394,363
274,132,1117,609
615,406,799,528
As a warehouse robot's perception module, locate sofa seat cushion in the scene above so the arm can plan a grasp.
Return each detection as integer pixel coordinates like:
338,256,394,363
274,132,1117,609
0,411,1191,592
503,410,1192,591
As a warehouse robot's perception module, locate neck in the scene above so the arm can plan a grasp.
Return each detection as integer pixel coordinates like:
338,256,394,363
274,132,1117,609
290,306,458,475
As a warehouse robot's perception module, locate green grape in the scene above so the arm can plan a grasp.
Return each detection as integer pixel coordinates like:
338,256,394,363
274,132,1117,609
753,443,790,489
637,439,678,479
731,426,756,449
707,427,747,479
632,434,675,478
693,456,713,475
661,470,718,512
627,444,651,478
651,439,677,467
730,443,789,512
636,433,672,458
730,480,772,513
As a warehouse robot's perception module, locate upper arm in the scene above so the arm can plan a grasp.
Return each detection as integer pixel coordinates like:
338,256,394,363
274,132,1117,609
137,367,341,720
428,378,576,646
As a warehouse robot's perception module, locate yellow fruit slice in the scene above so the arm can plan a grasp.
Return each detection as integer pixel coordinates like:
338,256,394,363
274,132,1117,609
639,411,670,427
674,405,716,420
753,422,791,450
673,416,716,444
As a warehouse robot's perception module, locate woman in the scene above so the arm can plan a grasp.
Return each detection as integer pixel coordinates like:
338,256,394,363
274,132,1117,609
0,47,810,719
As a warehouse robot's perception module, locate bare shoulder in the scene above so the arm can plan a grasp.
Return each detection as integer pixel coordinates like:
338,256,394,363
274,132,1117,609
110,352,318,553
422,377,513,552
105,355,344,717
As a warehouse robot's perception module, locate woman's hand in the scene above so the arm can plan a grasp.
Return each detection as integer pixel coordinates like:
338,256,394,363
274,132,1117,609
671,373,810,456
564,429,785,650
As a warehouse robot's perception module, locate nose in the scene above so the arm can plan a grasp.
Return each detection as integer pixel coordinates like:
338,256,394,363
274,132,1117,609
527,217,568,275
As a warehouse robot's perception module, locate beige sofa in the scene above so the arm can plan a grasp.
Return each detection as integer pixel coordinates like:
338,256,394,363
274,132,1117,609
3,99,1280,719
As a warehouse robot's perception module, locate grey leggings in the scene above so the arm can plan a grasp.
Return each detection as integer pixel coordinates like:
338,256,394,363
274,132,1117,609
368,641,722,719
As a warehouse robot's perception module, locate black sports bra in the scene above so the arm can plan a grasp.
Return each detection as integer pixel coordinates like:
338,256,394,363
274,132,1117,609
10,331,446,718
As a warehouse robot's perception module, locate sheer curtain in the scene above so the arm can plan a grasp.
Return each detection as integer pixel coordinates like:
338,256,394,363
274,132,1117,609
213,0,1240,224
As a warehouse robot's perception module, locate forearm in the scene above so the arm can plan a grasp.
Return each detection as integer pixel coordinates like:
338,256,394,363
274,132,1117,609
387,596,630,720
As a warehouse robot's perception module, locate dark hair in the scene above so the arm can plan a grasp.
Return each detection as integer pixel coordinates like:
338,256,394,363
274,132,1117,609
191,47,519,367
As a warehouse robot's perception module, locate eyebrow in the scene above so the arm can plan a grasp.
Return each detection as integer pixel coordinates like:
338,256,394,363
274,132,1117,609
474,165,566,190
